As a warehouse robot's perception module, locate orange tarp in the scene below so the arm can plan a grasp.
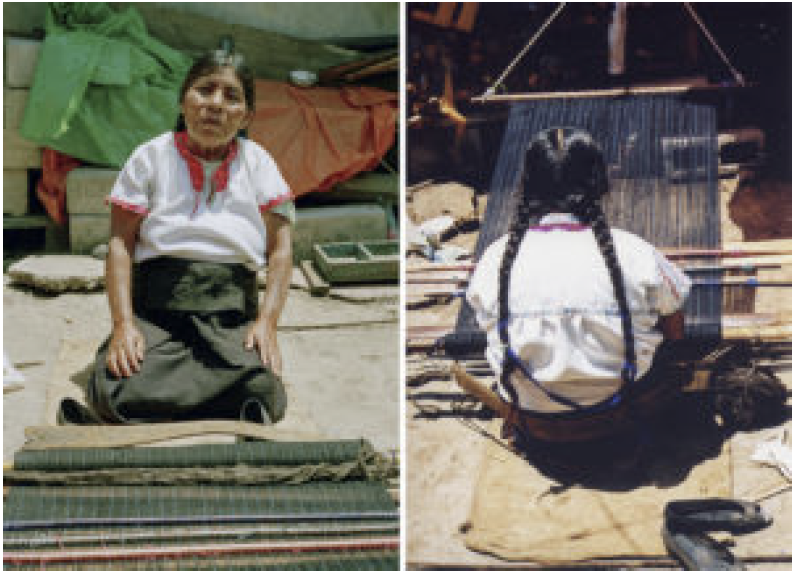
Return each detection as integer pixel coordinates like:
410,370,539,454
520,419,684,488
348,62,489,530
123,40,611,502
249,80,398,198
38,148,82,226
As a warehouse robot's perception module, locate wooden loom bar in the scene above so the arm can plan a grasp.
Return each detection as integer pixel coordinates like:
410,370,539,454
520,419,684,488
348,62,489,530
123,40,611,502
408,277,792,299
3,536,400,565
406,262,785,284
471,82,748,103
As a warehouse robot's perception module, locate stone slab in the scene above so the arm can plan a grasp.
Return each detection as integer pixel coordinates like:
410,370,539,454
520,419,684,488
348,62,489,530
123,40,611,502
7,255,105,293
4,37,42,88
3,88,29,130
3,169,29,215
69,213,110,254
4,128,41,168
66,168,118,214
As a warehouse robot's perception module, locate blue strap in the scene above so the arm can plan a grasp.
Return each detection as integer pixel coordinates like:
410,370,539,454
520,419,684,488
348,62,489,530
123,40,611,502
621,361,637,385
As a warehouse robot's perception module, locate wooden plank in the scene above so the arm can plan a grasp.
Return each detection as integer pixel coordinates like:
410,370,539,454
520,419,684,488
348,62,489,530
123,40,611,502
300,259,330,297
344,56,399,81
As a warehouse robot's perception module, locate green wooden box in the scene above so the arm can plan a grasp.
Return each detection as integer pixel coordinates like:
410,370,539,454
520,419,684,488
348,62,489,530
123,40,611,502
313,240,398,283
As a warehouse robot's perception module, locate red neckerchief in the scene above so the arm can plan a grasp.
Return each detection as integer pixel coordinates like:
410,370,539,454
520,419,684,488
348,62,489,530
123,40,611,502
173,131,239,214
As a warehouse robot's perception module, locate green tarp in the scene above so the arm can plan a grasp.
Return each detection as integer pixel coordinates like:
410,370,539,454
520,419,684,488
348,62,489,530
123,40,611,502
19,2,193,167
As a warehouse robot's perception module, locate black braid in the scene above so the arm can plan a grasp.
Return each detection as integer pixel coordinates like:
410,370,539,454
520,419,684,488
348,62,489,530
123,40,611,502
496,191,535,407
568,198,637,385
495,127,638,413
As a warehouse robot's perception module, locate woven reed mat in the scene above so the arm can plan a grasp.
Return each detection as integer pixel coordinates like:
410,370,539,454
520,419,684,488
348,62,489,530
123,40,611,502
463,416,732,564
38,337,322,449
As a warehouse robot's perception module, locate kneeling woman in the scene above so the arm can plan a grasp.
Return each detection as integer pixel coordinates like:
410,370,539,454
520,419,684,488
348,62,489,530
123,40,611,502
465,127,692,442
75,48,292,424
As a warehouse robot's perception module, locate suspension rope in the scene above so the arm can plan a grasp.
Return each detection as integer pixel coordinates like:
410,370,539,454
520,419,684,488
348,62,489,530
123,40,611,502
480,2,747,100
683,3,746,86
482,3,567,98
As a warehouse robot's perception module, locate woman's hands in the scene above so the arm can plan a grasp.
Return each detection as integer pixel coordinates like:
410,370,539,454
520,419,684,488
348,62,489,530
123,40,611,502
249,210,292,379
107,320,145,378
245,318,282,377
106,206,145,379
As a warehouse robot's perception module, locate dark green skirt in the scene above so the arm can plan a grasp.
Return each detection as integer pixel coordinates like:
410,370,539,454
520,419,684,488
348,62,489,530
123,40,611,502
86,257,287,424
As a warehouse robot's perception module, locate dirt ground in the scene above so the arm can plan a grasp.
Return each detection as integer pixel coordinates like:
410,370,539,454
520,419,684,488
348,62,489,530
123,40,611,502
405,175,792,569
3,272,399,460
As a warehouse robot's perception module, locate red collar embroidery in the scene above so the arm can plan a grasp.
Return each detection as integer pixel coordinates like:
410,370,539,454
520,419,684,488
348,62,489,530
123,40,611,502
173,131,238,195
531,213,588,232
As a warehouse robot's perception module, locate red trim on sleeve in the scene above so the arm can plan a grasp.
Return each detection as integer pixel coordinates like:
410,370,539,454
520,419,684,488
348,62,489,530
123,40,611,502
107,197,149,215
259,193,293,213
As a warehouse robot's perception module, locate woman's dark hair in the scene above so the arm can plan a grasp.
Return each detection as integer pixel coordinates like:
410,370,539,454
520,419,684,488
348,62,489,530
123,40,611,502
175,38,255,131
497,127,637,409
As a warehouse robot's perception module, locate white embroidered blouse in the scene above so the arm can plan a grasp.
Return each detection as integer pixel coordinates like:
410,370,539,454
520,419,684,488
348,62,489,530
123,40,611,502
108,132,293,269
466,213,692,413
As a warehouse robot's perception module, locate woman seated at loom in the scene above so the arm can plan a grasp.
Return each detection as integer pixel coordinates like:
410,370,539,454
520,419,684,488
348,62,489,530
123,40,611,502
59,44,292,425
463,127,692,443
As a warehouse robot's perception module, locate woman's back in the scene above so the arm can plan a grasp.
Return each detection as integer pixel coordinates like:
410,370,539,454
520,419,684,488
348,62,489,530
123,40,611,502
468,213,690,412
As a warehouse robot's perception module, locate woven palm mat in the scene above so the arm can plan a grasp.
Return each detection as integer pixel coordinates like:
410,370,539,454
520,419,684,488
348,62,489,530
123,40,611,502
5,485,399,571
4,442,399,571
463,402,732,564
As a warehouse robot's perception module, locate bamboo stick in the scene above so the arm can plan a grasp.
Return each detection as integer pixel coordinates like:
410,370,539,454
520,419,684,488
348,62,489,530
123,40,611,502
660,247,791,258
693,277,791,287
3,536,399,565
